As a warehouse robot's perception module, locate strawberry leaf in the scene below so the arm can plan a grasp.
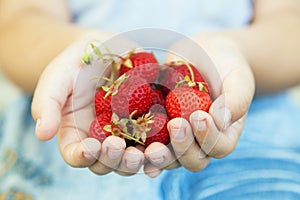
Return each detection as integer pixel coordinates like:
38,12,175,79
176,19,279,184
103,125,112,133
123,59,133,69
141,132,147,143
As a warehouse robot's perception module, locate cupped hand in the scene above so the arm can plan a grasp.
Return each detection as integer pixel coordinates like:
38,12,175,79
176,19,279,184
144,34,255,177
31,32,145,176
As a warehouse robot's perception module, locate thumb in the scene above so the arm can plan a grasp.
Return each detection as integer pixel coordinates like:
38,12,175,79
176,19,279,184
31,32,101,141
31,59,74,141
209,65,255,131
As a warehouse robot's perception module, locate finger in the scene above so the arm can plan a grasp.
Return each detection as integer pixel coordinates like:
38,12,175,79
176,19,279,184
57,126,101,167
209,65,254,131
167,118,210,172
31,33,109,141
114,147,145,176
190,110,246,158
31,53,79,141
144,142,179,170
89,136,126,175
164,37,254,131
31,78,69,141
143,162,163,178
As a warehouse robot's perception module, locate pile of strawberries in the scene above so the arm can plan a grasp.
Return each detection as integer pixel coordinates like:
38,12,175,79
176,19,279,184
83,46,212,147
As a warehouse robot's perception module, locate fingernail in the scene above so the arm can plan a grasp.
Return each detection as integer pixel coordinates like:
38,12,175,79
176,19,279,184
149,156,164,165
192,119,207,132
170,127,186,141
107,148,123,159
82,138,101,160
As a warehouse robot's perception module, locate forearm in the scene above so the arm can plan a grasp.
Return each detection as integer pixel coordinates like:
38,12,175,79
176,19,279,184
0,1,109,94
195,0,300,95
0,14,84,94
232,9,300,94
227,0,300,94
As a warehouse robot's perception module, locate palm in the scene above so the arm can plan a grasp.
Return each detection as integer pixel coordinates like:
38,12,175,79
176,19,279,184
143,36,255,176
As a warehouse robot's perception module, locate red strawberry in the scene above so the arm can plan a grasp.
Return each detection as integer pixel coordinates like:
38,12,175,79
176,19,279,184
89,112,112,143
144,113,170,147
159,62,209,95
119,52,159,83
94,88,112,116
111,75,154,118
125,112,169,147
165,86,212,120
152,88,165,106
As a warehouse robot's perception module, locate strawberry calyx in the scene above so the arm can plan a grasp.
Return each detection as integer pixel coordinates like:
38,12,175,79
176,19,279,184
129,111,154,143
105,110,155,145
119,50,135,69
181,76,209,93
81,41,127,65
170,60,209,93
101,74,128,98
112,58,133,72
102,112,146,145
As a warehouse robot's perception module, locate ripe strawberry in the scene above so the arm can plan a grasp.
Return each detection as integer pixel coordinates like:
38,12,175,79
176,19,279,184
81,44,159,83
89,112,112,143
165,86,212,120
94,88,112,116
152,88,165,106
111,75,154,118
150,88,167,114
144,113,170,147
159,62,209,95
119,52,159,83
125,112,170,147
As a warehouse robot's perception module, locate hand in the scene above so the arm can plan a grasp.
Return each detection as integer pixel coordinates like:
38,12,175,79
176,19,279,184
144,34,255,177
31,32,145,176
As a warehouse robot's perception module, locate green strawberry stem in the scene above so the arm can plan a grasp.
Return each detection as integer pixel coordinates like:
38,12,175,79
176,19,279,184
118,132,145,146
101,53,126,62
81,40,111,64
103,74,127,97
172,60,209,92
176,60,195,82
81,40,127,65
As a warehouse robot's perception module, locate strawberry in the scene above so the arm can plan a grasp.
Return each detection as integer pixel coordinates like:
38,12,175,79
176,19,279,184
94,88,112,116
125,112,170,147
81,44,159,83
111,74,154,118
152,88,165,106
119,52,159,83
95,74,154,118
159,62,209,95
150,88,167,114
144,113,170,147
89,112,112,143
165,86,212,120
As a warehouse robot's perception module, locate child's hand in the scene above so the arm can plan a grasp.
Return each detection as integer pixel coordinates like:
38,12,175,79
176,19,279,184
144,35,255,177
31,33,145,176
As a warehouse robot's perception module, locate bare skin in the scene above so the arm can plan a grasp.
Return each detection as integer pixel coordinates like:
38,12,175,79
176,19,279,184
0,0,300,177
